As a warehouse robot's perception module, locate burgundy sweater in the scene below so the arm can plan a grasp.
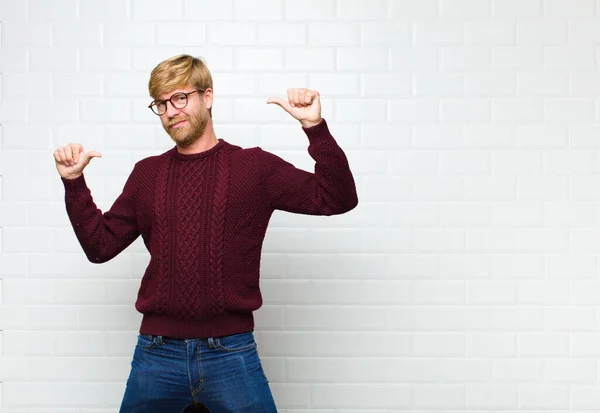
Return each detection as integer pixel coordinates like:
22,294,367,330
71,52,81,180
62,119,358,338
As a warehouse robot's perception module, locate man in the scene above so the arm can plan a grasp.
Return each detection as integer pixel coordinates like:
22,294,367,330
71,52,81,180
53,54,358,412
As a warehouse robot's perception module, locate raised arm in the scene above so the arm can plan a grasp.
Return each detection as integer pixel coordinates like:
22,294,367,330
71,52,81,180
264,89,358,215
55,143,140,263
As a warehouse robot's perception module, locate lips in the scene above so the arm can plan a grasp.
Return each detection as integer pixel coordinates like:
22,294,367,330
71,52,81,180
170,120,187,129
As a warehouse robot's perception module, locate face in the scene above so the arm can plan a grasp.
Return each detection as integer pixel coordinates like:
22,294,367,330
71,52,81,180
156,86,211,148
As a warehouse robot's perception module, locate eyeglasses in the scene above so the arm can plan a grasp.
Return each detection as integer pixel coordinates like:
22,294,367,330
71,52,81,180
148,89,205,116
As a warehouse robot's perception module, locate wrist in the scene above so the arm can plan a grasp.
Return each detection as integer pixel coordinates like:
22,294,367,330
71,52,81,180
300,118,322,129
63,172,83,180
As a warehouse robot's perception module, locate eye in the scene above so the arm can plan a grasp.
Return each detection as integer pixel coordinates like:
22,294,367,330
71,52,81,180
174,94,187,103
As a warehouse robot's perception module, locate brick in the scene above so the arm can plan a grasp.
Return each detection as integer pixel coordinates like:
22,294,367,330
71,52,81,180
467,281,517,305
545,47,596,70
493,47,543,70
80,0,129,20
467,333,516,357
391,99,439,123
414,384,466,409
362,73,410,97
157,23,206,46
492,151,543,174
466,73,516,96
442,47,491,71
544,98,595,122
53,23,102,46
414,22,464,45
284,0,335,20
493,0,542,18
80,47,131,72
309,23,359,46
391,47,438,71
518,73,568,96
361,22,411,45
493,98,542,122
2,23,51,46
544,0,595,17
413,280,466,304
492,203,544,227
467,384,518,409
441,0,492,18
285,47,335,71
414,73,465,97
493,359,542,381
518,333,570,357
440,204,491,227
442,98,491,122
103,23,155,46
257,23,306,46
517,20,568,45
29,47,79,72
466,21,516,45
519,384,569,409
132,0,183,21
233,0,282,20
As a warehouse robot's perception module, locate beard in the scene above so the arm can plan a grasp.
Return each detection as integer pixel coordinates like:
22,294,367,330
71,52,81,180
163,106,210,148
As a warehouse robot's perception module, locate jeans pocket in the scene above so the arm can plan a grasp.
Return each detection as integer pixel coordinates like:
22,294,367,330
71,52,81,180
215,332,257,353
136,334,157,349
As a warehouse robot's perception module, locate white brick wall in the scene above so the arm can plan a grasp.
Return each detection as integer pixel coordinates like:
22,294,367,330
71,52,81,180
2,0,600,411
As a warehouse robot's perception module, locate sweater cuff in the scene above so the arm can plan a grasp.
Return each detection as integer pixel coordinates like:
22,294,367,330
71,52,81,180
61,174,89,195
302,118,332,144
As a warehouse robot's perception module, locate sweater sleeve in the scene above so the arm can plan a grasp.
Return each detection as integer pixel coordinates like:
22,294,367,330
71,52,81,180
262,119,358,215
62,166,140,263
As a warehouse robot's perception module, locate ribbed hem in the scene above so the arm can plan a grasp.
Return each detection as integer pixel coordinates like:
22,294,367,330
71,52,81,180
302,118,331,144
139,312,255,339
61,174,89,195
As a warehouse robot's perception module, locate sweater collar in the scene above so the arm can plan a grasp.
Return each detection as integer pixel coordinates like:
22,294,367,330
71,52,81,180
170,139,226,161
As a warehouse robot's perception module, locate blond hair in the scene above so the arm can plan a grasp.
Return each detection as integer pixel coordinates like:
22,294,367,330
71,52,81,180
148,54,213,114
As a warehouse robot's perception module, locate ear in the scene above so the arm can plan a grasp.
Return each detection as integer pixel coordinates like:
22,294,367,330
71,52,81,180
203,88,213,110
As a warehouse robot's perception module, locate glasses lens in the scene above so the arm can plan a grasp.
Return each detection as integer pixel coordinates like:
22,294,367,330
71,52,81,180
171,93,188,109
149,102,165,115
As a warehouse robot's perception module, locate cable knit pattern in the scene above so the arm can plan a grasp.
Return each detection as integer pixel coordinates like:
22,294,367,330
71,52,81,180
144,155,172,314
209,150,229,317
173,158,208,319
62,119,358,338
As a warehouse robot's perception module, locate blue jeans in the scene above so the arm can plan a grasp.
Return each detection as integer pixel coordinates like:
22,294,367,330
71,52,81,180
119,331,277,412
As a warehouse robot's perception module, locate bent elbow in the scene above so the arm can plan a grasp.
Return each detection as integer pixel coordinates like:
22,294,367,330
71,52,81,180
328,192,359,215
84,249,115,264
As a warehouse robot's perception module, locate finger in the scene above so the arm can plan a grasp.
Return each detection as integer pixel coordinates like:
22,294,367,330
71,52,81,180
297,89,307,107
292,89,301,107
53,150,63,164
305,90,315,104
266,96,292,113
63,145,74,165
72,144,84,164
56,147,69,164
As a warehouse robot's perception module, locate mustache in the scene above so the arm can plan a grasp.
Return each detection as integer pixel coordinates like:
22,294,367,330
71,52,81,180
168,116,188,128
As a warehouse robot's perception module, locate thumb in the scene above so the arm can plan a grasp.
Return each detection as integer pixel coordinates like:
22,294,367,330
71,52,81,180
81,150,102,165
266,96,292,113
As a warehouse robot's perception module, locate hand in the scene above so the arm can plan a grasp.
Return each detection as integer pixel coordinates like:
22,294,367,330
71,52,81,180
53,143,102,180
266,88,322,128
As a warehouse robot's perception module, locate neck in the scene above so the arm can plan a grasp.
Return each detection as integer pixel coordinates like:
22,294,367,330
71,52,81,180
176,122,218,155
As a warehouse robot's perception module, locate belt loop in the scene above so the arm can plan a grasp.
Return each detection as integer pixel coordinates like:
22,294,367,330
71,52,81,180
208,337,217,348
